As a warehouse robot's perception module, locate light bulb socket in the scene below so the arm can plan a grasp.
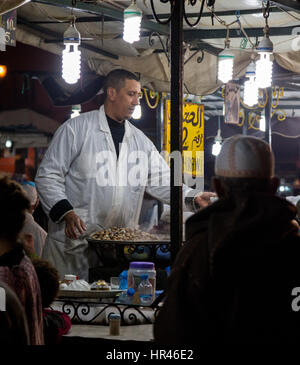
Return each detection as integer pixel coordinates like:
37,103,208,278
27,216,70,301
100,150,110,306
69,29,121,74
215,128,222,142
124,3,142,20
63,23,81,45
257,35,273,53
72,104,81,112
245,60,256,77
218,48,234,60
193,95,202,104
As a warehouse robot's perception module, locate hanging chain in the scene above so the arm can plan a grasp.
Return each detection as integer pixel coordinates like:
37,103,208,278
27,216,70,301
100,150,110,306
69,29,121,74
263,1,271,35
263,1,271,20
206,0,215,6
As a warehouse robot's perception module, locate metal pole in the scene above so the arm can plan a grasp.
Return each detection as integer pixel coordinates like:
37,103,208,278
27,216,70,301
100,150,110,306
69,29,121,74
156,95,164,221
155,94,162,152
264,87,272,144
170,0,184,264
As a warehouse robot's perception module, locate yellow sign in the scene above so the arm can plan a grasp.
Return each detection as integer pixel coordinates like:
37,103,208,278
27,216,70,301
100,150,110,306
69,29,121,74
163,100,204,176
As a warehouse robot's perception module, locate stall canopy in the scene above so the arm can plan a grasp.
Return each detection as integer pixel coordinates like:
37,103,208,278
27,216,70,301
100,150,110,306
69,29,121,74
0,108,60,147
1,0,300,97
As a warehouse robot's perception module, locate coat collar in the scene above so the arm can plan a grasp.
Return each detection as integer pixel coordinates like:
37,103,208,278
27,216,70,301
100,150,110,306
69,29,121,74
98,105,133,137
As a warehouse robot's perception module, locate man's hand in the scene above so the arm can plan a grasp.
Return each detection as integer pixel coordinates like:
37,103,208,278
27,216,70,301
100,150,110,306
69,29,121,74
194,192,217,209
64,211,87,240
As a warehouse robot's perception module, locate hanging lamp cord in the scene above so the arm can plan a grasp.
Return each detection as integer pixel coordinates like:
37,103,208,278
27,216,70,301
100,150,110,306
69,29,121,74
224,26,230,48
263,1,270,33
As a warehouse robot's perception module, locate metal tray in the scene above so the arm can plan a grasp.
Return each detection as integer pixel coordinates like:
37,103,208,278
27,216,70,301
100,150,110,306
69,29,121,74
57,289,123,299
86,238,170,245
86,231,170,245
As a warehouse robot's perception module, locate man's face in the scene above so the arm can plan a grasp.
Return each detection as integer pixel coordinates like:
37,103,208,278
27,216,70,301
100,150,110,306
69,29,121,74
108,79,142,121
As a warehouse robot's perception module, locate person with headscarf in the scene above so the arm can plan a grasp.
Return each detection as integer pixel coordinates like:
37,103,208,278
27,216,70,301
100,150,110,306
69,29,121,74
154,135,300,344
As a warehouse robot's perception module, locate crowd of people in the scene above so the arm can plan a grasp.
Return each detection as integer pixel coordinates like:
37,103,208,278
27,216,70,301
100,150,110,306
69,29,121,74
2,69,300,345
0,177,70,344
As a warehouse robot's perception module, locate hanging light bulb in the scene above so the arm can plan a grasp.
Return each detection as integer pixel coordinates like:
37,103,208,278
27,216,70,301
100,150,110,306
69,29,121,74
62,20,81,84
255,21,273,89
212,135,222,156
132,104,142,119
0,65,7,78
243,60,258,107
218,30,234,84
244,78,258,107
123,1,142,44
71,104,81,118
259,115,266,132
5,139,12,149
212,128,222,156
218,49,234,84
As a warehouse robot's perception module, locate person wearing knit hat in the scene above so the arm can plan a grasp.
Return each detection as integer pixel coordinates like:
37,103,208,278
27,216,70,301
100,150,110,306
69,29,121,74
214,134,274,178
212,135,279,200
22,181,38,207
20,181,47,257
155,134,300,344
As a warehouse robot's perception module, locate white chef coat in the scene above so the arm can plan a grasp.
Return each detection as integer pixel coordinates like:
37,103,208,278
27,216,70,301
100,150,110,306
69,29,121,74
36,105,196,280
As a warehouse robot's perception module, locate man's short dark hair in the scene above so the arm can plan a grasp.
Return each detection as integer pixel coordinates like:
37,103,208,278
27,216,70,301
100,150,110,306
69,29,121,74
217,177,273,196
103,69,139,99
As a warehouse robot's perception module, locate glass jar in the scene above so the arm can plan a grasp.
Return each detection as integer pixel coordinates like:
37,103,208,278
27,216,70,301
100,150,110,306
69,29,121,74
109,313,121,335
127,261,156,301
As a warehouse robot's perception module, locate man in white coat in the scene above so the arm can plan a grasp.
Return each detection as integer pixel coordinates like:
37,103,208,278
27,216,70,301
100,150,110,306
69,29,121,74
35,69,214,280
